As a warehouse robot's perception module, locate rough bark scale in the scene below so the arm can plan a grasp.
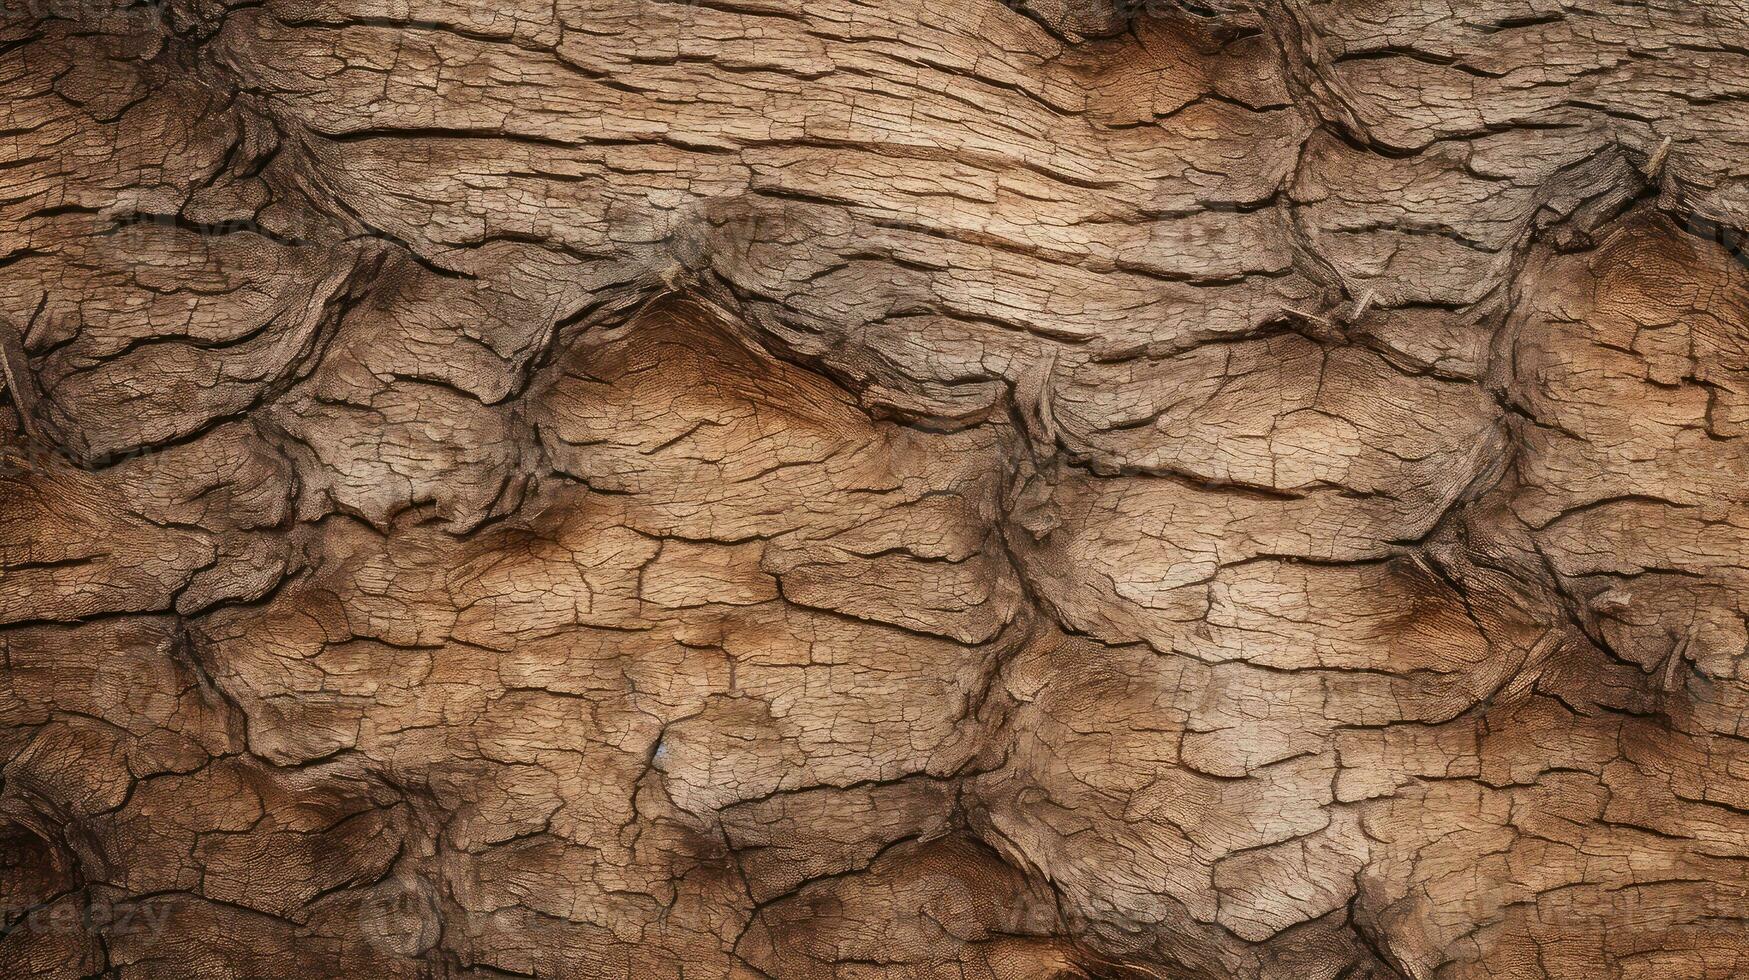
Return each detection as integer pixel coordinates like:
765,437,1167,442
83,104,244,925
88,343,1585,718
2,0,1748,976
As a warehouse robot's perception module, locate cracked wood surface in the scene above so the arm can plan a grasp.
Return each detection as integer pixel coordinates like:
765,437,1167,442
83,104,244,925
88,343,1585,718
2,0,1749,976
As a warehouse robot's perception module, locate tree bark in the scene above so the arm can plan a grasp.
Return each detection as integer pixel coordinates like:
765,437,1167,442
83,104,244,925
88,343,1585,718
3,0,1749,976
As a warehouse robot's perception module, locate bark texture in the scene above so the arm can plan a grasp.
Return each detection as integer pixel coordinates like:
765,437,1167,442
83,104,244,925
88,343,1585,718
3,0,1749,976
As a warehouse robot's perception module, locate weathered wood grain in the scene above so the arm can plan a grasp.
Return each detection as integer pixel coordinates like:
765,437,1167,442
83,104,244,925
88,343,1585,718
2,0,1748,976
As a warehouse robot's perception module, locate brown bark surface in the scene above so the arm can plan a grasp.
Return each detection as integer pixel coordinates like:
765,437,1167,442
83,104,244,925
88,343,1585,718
3,0,1749,976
